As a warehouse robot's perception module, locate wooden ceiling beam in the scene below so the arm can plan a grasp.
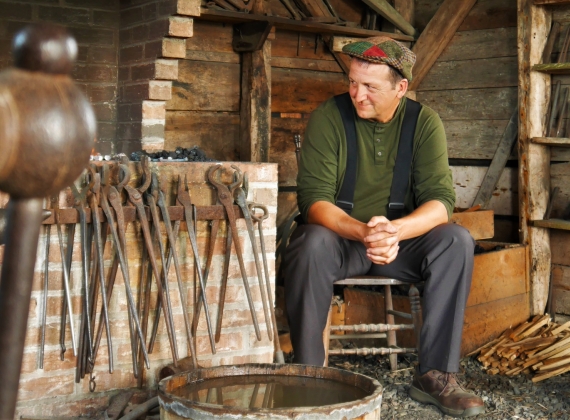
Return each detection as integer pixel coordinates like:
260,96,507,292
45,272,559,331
409,0,477,91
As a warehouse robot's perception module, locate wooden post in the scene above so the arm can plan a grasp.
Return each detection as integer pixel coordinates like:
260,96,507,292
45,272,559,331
518,0,552,315
394,0,414,34
240,38,271,162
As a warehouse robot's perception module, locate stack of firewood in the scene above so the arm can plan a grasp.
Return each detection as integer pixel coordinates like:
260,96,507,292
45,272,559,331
470,315,570,382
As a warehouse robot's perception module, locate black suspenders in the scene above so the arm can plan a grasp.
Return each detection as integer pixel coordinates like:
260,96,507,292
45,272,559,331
333,92,422,220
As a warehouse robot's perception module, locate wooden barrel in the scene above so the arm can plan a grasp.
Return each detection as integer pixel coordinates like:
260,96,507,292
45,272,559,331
158,363,382,420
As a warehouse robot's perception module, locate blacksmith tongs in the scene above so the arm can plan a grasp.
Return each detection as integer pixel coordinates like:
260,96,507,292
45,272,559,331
207,164,261,340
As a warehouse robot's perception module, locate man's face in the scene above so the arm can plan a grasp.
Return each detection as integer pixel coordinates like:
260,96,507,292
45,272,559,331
348,60,408,123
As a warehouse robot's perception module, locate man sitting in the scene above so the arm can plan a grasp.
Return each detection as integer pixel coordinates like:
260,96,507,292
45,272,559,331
283,36,485,418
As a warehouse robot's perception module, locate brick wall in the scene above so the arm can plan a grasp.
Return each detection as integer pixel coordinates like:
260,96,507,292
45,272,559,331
0,0,120,155
117,0,197,154
0,162,278,418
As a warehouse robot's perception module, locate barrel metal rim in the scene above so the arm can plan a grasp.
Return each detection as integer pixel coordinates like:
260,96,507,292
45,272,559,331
158,363,383,420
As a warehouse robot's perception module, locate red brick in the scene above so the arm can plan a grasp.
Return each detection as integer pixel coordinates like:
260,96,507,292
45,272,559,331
149,80,172,100
18,372,75,401
159,0,178,16
38,5,90,25
120,6,144,28
196,331,242,354
154,58,178,80
95,140,114,155
169,16,193,38
92,103,117,121
142,2,158,21
119,65,130,81
45,294,83,317
93,10,119,28
89,84,117,102
120,44,144,64
89,46,117,64
1,2,33,20
81,368,138,393
128,23,150,42
98,121,118,139
147,18,169,40
65,0,116,8
71,27,115,46
131,62,155,80
73,63,117,82
162,37,186,58
177,0,201,16
121,82,148,101
117,121,142,139
144,39,162,59
142,100,166,119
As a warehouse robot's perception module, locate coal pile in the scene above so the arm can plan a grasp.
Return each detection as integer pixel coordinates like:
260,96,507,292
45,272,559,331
130,146,216,162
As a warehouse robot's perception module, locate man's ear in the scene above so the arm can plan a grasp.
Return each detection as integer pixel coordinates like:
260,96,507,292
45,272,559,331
396,79,408,99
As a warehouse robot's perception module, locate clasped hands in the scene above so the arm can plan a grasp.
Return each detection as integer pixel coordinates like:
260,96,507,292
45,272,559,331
363,216,400,265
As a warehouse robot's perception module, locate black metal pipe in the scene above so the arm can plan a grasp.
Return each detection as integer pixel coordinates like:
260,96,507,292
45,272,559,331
0,198,43,419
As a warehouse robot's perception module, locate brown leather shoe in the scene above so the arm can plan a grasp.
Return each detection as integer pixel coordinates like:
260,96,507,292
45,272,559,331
409,368,485,418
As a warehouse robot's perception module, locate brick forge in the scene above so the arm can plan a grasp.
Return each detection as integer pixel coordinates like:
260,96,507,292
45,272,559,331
118,0,201,154
3,162,278,418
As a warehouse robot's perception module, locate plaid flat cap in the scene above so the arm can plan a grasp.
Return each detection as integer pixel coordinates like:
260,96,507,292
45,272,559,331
342,36,416,81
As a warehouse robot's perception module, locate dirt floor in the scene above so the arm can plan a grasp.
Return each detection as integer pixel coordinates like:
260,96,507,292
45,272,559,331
329,352,570,419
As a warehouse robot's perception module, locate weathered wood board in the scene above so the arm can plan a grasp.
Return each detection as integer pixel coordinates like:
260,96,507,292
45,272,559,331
451,166,517,216
445,119,513,160
418,56,518,92
437,27,517,62
450,210,494,240
552,265,570,315
166,60,241,112
271,67,347,113
270,117,308,185
164,111,239,161
415,0,516,33
184,21,238,63
417,87,518,120
343,243,529,356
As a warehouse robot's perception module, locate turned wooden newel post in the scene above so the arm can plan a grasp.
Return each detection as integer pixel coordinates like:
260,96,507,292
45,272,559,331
0,23,95,419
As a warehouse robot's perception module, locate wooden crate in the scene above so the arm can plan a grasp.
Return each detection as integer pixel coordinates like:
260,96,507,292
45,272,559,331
450,209,494,240
343,241,530,356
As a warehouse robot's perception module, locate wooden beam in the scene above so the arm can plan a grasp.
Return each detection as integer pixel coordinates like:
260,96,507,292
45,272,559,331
359,0,416,36
518,0,552,315
409,0,477,91
394,0,414,35
472,106,518,209
200,8,414,41
240,39,271,162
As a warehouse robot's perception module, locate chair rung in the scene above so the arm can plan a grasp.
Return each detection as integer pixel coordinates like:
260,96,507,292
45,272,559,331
330,333,387,340
329,347,417,356
386,309,412,320
330,323,415,333
334,277,407,286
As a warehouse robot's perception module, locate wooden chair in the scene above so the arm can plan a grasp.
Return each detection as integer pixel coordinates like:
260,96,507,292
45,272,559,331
323,276,423,371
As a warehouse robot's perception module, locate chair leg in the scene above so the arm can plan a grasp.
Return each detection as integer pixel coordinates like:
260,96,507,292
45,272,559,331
322,305,332,367
385,285,398,371
409,284,423,357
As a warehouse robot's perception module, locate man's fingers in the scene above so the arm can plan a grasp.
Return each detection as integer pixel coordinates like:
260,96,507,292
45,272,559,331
367,215,390,227
364,232,399,247
366,243,399,265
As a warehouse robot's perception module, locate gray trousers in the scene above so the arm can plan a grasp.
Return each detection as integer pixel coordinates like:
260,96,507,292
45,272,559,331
283,223,475,372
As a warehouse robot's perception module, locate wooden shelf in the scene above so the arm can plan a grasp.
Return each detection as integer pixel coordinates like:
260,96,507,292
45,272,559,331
531,137,570,146
199,8,415,41
534,0,570,5
532,219,570,230
532,62,570,74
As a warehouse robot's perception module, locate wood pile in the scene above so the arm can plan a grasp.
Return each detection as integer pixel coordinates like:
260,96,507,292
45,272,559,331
470,315,570,382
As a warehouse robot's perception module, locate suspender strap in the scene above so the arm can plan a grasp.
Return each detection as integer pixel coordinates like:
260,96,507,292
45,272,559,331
334,94,422,219
334,92,358,215
387,98,422,220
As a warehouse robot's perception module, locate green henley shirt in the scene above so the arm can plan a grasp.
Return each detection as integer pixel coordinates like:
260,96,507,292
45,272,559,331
296,95,455,224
